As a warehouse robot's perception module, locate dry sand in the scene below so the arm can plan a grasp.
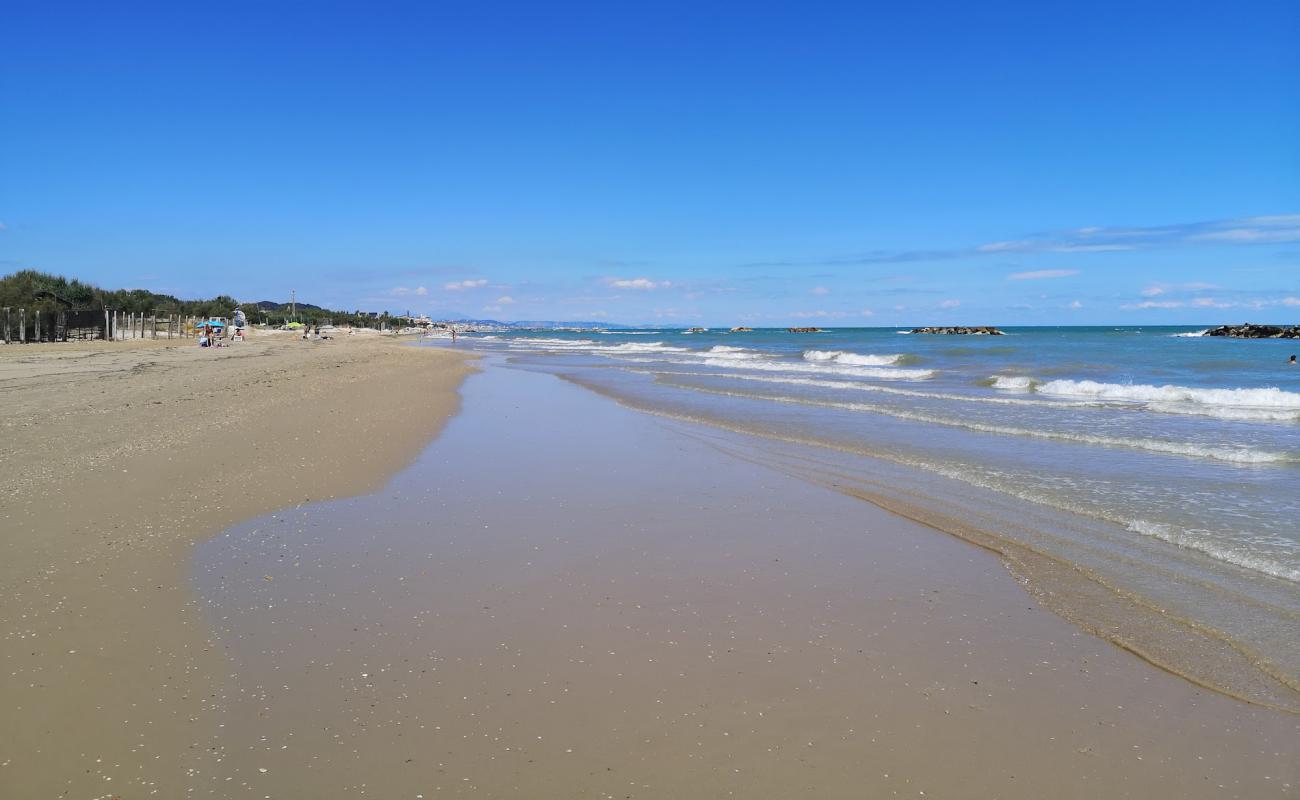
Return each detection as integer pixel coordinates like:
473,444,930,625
0,333,472,798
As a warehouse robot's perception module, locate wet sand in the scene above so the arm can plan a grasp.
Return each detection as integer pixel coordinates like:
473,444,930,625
0,334,473,798
193,358,1297,799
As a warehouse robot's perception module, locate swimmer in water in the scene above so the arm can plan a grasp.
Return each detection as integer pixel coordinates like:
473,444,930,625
1290,355,1296,365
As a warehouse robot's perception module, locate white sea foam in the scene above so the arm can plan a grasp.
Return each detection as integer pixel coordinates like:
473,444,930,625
804,349,905,366
667,371,1070,407
1170,329,1209,338
698,358,934,380
1125,520,1300,582
512,337,600,347
1037,379,1300,412
990,375,1035,390
667,383,1294,464
511,339,690,355
705,345,767,360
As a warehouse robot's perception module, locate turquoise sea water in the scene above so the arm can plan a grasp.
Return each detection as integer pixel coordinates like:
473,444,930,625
446,326,1300,704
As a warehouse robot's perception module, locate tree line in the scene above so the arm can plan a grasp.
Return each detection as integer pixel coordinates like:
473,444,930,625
0,270,401,328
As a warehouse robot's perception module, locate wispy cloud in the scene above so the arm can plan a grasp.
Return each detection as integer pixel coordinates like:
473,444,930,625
605,277,671,290
810,286,830,295
495,295,516,305
978,215,1300,255
1122,294,1300,311
444,279,488,290
938,299,962,309
742,214,1300,267
1008,269,1079,280
1140,282,1218,297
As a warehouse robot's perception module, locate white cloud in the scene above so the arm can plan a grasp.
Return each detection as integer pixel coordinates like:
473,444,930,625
791,310,851,319
1142,281,1218,297
1008,269,1079,280
606,277,671,290
1068,300,1083,309
811,286,830,295
495,295,516,305
444,279,488,291
938,299,961,309
391,286,428,297
1122,300,1186,309
861,309,874,316
1284,297,1300,307
482,305,502,313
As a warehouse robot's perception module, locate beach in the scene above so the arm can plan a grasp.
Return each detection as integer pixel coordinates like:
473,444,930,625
192,358,1297,798
0,333,473,798
2,335,1297,798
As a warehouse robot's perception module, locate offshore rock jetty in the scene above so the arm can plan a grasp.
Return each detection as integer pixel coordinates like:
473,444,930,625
1204,323,1300,339
911,326,1005,335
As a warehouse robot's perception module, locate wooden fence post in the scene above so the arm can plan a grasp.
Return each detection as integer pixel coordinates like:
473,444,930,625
35,310,41,342
19,308,26,343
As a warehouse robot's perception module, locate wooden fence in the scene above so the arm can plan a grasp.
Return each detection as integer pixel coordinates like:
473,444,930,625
1,308,209,344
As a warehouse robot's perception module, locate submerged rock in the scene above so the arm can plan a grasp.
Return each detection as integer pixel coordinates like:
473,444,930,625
786,327,822,333
910,326,1005,335
1204,323,1300,339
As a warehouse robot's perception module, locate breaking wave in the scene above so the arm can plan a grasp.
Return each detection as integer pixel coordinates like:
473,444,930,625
804,349,906,366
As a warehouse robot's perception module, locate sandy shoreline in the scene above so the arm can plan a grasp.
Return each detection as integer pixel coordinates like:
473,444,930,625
0,334,473,798
196,360,1296,799
3,340,1297,798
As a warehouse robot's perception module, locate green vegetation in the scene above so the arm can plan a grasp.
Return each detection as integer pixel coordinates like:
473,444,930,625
0,269,395,328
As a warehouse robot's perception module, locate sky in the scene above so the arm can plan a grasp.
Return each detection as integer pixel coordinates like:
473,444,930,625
1,0,1298,326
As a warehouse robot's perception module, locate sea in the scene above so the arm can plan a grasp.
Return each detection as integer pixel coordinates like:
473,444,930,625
440,326,1300,709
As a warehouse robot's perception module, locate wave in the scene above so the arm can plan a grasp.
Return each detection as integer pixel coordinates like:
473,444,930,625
989,375,1035,390
804,349,905,366
659,382,1294,464
705,345,767,361
1126,520,1300,583
698,358,934,381
510,337,599,346
1037,380,1300,416
1171,330,1209,338
657,370,1075,408
510,339,691,355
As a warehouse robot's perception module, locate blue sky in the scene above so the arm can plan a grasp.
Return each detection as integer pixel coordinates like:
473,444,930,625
1,0,1297,325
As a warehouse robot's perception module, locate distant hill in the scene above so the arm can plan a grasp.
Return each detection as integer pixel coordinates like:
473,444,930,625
502,320,634,329
437,318,633,329
253,300,323,311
